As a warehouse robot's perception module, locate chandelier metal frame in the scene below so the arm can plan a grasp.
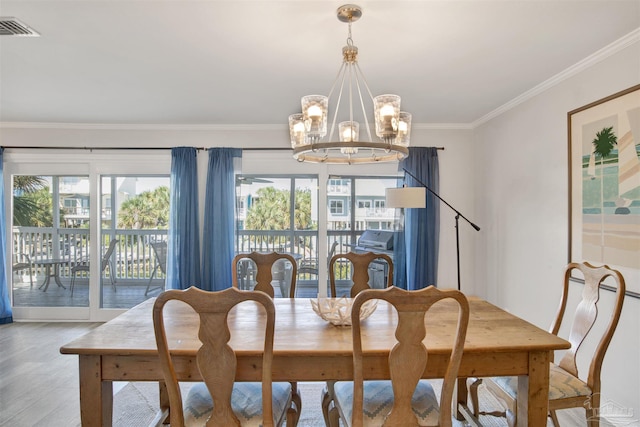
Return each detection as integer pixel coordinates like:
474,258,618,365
289,4,411,164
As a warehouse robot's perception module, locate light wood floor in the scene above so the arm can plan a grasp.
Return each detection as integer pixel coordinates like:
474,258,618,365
0,322,100,427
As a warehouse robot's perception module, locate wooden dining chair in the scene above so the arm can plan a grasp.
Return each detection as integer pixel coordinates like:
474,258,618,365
328,286,470,427
231,251,301,425
153,286,297,427
70,239,119,296
232,251,298,298
469,262,626,427
322,250,395,424
328,251,394,297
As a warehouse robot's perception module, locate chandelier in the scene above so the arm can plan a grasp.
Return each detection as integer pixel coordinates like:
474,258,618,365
289,4,411,164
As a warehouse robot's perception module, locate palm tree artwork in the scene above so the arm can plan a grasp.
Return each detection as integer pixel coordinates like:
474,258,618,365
591,126,618,260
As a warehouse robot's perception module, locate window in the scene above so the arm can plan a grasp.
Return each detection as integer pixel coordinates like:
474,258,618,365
329,199,344,215
326,176,396,247
100,176,170,309
235,175,319,295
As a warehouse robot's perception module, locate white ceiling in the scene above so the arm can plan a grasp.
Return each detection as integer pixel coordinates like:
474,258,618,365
1,0,639,127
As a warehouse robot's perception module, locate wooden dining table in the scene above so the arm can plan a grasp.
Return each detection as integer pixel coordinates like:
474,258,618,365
60,295,570,427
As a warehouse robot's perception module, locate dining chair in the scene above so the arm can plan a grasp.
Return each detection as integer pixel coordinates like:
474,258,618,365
231,251,301,425
328,286,470,427
468,262,626,427
70,239,119,296
232,251,298,298
12,252,34,288
322,250,395,424
329,251,394,297
153,286,297,427
145,240,167,296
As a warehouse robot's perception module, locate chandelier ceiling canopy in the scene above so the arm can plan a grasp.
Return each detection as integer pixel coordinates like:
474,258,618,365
289,4,412,164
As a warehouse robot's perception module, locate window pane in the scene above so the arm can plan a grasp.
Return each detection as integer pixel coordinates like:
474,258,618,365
327,177,396,296
100,175,169,309
11,175,90,308
236,175,318,296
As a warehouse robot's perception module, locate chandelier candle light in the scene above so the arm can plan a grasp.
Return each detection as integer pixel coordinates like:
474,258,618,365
289,4,412,164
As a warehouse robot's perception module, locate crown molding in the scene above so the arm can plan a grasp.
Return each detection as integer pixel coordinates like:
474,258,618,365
471,27,640,128
0,122,285,131
0,121,472,131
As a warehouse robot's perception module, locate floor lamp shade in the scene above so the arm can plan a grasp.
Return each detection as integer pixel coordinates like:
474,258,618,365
385,187,426,209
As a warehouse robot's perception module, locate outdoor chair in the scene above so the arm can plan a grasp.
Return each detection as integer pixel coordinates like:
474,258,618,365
153,286,298,426
145,240,168,296
70,239,118,296
297,241,339,279
12,252,34,288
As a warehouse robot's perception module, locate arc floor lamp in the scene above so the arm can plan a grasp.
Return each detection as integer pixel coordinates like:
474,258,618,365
386,168,481,291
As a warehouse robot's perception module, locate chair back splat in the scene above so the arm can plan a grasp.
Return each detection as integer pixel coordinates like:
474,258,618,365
232,252,298,298
332,286,469,427
329,251,393,297
153,286,295,427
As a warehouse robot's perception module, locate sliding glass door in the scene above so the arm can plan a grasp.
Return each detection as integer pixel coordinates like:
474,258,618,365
11,175,90,309
6,152,172,321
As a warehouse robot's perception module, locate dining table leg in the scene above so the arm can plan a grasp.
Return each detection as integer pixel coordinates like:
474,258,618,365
518,350,550,426
79,355,112,427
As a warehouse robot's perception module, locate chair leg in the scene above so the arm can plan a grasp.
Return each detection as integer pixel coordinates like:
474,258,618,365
290,381,302,427
469,378,482,417
109,260,117,292
550,409,561,427
70,272,75,296
145,265,159,296
586,393,601,427
28,266,34,288
322,381,338,427
328,405,341,427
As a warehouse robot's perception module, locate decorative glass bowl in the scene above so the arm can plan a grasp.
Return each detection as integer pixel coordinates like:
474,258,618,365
310,297,378,326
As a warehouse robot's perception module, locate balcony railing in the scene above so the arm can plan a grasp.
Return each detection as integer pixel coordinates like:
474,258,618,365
13,227,367,286
12,227,167,284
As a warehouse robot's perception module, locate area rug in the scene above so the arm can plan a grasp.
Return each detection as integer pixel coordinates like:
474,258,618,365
113,380,584,426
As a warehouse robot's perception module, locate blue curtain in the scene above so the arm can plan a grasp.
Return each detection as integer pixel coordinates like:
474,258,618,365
201,148,241,291
0,149,12,324
394,147,440,290
167,147,202,290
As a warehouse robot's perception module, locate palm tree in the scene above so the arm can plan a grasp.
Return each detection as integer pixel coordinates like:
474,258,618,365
117,187,169,229
244,187,315,247
13,176,47,226
591,126,618,260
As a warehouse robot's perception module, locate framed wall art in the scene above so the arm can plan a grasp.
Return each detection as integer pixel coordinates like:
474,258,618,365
568,84,640,297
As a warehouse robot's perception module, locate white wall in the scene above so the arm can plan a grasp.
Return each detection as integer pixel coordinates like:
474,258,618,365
474,42,640,420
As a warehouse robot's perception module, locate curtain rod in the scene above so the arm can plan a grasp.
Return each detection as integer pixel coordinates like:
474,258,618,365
1,146,445,151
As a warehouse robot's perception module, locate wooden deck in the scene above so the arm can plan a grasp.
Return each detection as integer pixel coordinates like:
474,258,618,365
11,277,323,310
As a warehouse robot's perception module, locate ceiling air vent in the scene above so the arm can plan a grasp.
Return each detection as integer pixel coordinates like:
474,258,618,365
0,17,40,36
